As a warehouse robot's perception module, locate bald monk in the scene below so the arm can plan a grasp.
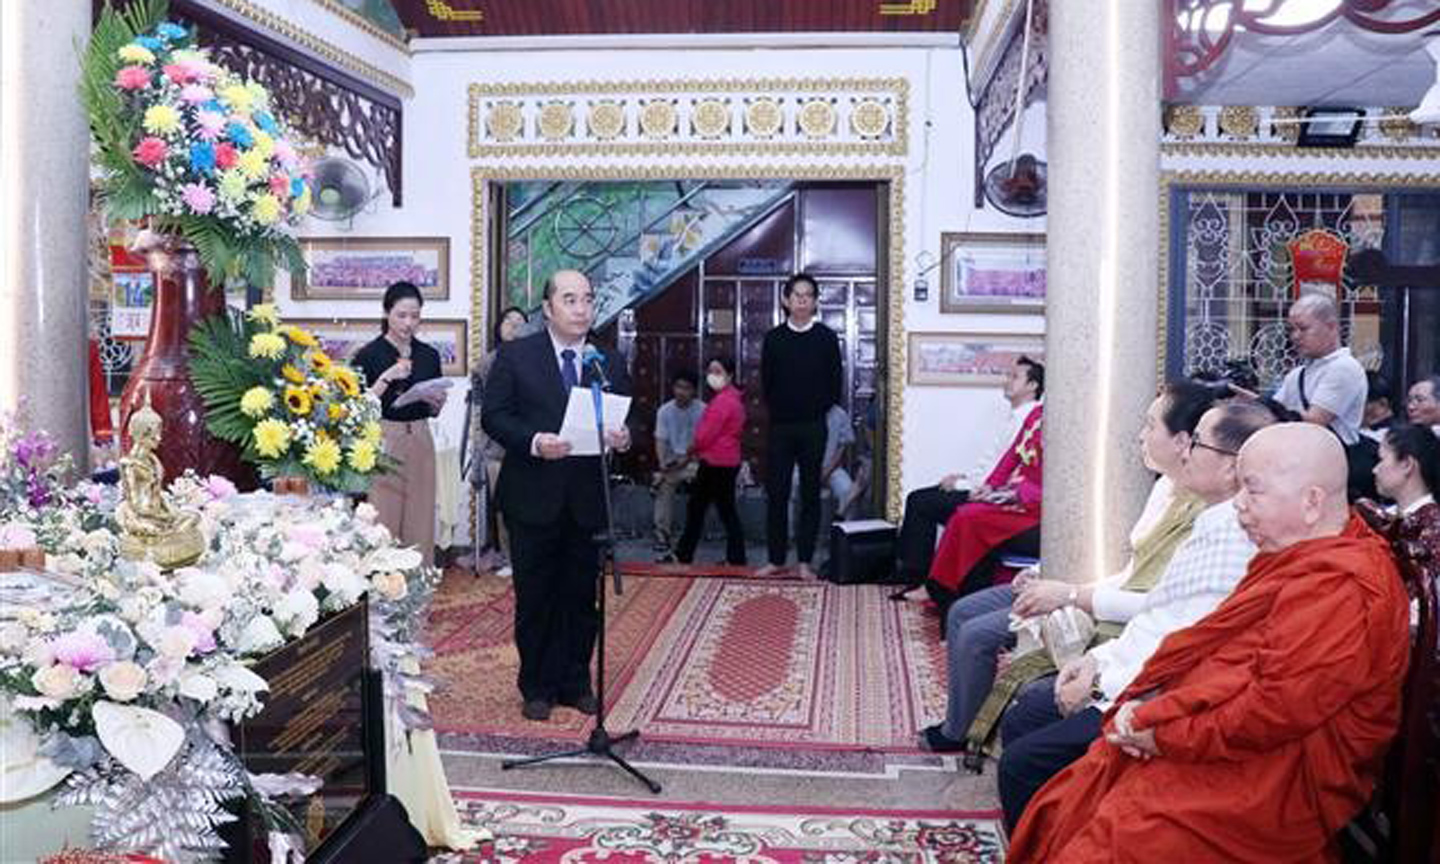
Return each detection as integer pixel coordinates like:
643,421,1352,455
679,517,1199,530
1008,423,1411,863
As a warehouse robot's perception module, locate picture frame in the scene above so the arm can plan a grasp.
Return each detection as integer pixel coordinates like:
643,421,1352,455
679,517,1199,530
286,318,469,377
293,237,450,301
907,331,1046,387
939,232,1046,314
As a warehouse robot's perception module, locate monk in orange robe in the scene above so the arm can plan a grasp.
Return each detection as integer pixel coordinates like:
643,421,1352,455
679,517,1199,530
1008,422,1410,863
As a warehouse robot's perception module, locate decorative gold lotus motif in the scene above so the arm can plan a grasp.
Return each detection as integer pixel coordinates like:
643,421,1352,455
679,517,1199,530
1379,107,1418,142
1164,105,1203,139
1219,105,1258,141
1270,107,1301,142
850,98,890,138
639,100,677,138
798,99,836,139
745,98,783,138
537,102,574,140
486,102,524,142
587,101,626,140
691,99,731,139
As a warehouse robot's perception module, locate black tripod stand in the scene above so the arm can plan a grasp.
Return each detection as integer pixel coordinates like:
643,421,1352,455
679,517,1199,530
500,379,662,794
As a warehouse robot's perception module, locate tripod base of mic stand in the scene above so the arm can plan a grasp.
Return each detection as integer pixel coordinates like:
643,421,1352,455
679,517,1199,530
501,725,662,794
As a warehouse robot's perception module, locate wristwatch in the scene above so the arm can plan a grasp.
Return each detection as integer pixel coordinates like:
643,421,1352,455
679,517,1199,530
1088,670,1105,704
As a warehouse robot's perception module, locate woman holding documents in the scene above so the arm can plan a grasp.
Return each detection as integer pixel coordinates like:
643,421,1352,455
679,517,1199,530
354,280,448,567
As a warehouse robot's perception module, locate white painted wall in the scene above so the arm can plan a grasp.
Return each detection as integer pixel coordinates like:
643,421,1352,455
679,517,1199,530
271,25,1052,520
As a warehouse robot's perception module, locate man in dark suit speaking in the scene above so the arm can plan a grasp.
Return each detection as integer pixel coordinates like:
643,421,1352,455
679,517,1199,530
482,269,632,721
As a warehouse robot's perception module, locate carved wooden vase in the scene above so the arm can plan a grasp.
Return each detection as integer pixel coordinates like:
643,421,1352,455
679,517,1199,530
117,237,259,490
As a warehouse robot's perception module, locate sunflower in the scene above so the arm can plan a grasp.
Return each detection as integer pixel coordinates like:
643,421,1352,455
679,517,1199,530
332,367,361,398
278,325,317,348
280,364,305,384
283,385,312,416
327,403,347,422
252,418,290,458
308,350,332,374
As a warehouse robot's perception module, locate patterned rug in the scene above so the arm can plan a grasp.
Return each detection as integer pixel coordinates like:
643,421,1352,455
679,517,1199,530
428,571,949,751
439,790,1007,863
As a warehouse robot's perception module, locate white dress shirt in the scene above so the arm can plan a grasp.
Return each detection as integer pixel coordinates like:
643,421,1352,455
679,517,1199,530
1090,475,1177,623
959,398,1040,487
1089,497,1256,708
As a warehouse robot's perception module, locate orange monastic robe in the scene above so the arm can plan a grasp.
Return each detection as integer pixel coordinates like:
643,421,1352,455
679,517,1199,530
1009,514,1410,863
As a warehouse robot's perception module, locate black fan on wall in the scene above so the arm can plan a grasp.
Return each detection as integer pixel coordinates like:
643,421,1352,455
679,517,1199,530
309,157,374,223
984,153,1047,217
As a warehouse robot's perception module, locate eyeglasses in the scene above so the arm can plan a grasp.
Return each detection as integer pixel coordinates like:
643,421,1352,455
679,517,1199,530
1189,437,1238,457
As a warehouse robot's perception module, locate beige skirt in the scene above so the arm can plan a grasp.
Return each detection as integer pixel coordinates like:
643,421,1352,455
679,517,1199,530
371,419,436,567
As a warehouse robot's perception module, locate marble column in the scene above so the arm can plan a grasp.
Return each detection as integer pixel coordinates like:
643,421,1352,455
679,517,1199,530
1043,1,1162,581
0,0,93,471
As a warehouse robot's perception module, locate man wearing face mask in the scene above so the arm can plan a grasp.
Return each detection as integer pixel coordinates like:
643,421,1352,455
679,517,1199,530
482,269,632,722
758,273,843,579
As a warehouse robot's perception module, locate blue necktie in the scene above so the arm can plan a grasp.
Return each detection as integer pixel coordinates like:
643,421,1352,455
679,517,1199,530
561,348,579,390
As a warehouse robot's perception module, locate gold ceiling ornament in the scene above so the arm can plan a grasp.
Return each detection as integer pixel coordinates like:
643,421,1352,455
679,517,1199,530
1218,105,1259,140
206,0,413,96
1163,104,1204,139
304,0,410,53
1379,107,1420,142
426,0,484,22
1269,106,1302,142
878,0,938,14
1161,140,1440,161
797,98,837,139
639,99,678,138
586,101,627,140
691,99,732,139
485,101,524,141
471,162,908,520
537,101,575,140
850,98,891,138
744,98,784,138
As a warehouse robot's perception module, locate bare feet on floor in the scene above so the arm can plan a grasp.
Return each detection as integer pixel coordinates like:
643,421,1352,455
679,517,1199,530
754,563,786,578
796,562,819,581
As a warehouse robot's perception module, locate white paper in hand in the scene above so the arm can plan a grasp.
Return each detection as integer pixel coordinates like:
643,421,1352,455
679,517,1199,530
559,386,631,456
391,377,452,409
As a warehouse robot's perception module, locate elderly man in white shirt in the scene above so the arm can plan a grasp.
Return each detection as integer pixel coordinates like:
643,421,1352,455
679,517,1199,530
993,400,1279,830
1273,294,1367,445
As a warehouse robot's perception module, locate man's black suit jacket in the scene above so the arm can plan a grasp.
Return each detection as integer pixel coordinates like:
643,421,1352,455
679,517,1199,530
480,329,630,530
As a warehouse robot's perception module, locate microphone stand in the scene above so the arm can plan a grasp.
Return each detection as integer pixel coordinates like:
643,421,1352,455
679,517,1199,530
500,374,661,794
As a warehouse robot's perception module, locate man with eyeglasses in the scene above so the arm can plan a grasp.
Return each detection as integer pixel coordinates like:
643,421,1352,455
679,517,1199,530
1406,373,1440,434
994,400,1279,830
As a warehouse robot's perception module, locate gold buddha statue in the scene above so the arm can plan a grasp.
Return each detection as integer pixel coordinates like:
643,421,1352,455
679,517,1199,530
117,393,206,569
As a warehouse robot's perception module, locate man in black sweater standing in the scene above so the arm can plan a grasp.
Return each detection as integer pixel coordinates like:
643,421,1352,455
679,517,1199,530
758,273,843,579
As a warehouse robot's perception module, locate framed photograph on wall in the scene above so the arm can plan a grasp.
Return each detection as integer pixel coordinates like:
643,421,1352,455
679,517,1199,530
940,232,1046,314
286,318,468,377
294,237,450,301
907,331,1046,387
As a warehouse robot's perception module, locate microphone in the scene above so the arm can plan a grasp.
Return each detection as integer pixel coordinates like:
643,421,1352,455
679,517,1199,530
582,346,609,389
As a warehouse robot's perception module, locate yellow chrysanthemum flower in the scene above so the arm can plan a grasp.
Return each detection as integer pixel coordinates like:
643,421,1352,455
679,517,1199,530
278,325,317,348
327,403,347,422
219,84,254,113
246,303,280,328
303,437,342,475
348,439,377,473
333,367,361,398
238,148,268,181
248,332,286,360
251,193,281,225
252,418,290,458
362,421,383,446
251,130,275,160
308,350,332,374
118,44,155,64
239,386,274,418
246,82,268,109
280,364,305,384
217,169,248,201
283,386,312,416
142,105,181,135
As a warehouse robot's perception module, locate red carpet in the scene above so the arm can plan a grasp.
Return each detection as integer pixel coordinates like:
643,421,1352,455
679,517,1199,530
442,790,1006,863
427,570,949,751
